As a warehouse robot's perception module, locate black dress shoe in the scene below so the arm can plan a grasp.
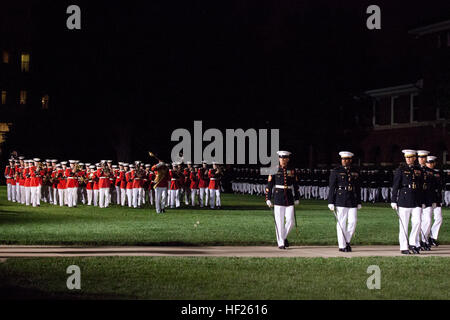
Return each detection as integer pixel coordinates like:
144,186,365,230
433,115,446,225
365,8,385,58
346,243,352,252
409,246,420,254
430,238,439,247
284,239,289,248
278,246,286,250
339,248,347,252
401,250,411,255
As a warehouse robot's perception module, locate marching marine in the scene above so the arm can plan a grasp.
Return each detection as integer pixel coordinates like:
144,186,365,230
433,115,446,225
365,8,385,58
327,151,361,252
265,151,300,249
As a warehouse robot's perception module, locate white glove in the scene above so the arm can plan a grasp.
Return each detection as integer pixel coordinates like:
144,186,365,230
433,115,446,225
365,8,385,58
294,200,299,205
357,204,362,210
422,204,426,209
328,204,335,211
266,200,273,207
391,203,398,210
432,203,437,209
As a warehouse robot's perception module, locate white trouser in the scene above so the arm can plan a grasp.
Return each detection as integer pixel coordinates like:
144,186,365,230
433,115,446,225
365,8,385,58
31,185,41,207
120,188,127,206
209,188,221,208
421,207,433,242
99,188,110,208
6,183,11,201
155,187,167,213
93,189,99,206
53,187,58,205
335,207,358,249
398,207,421,251
87,189,93,205
191,189,198,206
381,187,389,201
273,205,295,247
126,189,133,207
431,207,443,240
47,186,53,203
445,191,450,206
169,189,180,208
132,188,143,208
199,188,209,207
25,186,31,205
184,188,190,205
115,186,121,205
79,187,86,204
66,187,77,207
10,184,16,202
17,184,22,203
147,189,154,205
58,188,65,206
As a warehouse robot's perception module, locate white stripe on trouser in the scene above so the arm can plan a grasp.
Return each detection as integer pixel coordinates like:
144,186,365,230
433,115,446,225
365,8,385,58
99,188,110,208
421,207,433,242
155,187,167,213
132,188,143,208
120,188,127,206
191,189,198,206
208,188,221,208
398,207,421,251
86,189,93,205
169,189,180,208
126,189,133,207
115,186,121,205
335,207,357,249
273,205,295,247
431,207,443,240
58,189,65,206
93,190,99,206
445,191,450,206
25,186,31,205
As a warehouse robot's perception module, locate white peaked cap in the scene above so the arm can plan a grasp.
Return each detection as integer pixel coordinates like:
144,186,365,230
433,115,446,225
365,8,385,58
402,149,417,157
51,159,58,162
69,160,76,163
186,161,192,165
85,163,91,166
277,151,291,157
417,150,430,156
89,165,95,169
118,162,123,165
145,164,151,167
18,156,25,160
45,159,51,162
33,158,41,162
123,163,129,167
427,156,437,162
130,165,135,168
61,161,68,165
338,151,354,158
112,165,118,168
78,162,84,166
107,160,113,163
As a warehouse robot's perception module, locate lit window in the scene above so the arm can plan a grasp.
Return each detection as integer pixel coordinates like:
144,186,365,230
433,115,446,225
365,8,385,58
2,51,9,63
41,94,49,109
1,90,6,105
21,53,30,72
19,90,27,104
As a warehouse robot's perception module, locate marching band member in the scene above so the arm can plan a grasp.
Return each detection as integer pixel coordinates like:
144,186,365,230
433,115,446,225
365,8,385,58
169,162,181,208
132,163,144,208
57,162,67,206
115,163,124,205
85,165,96,205
125,164,135,208
64,160,77,208
93,163,101,206
24,160,32,206
120,163,128,206
151,161,169,214
15,159,22,203
51,160,58,205
97,161,111,208
4,160,12,201
190,165,199,206
208,162,222,209
146,165,154,206
198,161,209,208
183,162,192,205
425,156,443,247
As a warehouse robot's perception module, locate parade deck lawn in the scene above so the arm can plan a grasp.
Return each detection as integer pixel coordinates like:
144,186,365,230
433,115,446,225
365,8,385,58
0,256,449,299
0,186,449,246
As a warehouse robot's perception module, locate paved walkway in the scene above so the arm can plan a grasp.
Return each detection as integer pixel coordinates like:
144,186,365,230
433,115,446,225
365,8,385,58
0,245,449,258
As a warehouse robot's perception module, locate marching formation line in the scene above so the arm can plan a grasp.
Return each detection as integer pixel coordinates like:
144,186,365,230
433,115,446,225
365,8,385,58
0,245,449,258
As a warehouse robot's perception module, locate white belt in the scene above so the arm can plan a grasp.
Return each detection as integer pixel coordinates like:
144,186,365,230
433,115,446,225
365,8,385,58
275,185,293,189
99,177,107,179
210,178,216,180
67,177,76,179
171,178,176,181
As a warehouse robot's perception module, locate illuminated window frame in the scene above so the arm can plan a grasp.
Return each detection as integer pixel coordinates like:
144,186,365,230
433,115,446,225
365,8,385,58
19,90,27,104
21,53,30,72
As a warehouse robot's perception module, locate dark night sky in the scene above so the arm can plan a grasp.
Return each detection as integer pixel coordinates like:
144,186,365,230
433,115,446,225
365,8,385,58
3,0,450,163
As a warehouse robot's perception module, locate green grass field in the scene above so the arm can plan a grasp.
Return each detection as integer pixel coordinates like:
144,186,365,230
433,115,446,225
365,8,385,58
0,186,448,246
1,186,449,300
1,256,449,299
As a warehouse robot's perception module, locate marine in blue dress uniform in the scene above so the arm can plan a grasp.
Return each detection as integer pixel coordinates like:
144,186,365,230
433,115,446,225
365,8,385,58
265,151,300,249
